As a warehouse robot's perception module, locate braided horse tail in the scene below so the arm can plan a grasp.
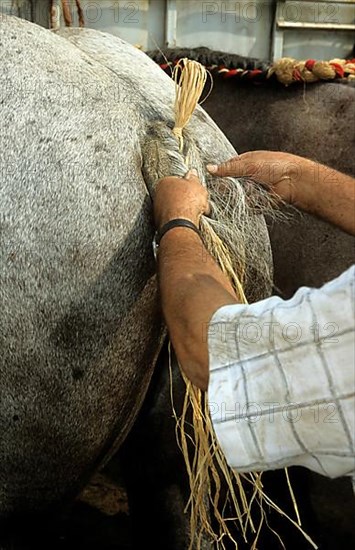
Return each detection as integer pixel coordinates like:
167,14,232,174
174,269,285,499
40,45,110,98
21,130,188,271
147,47,355,86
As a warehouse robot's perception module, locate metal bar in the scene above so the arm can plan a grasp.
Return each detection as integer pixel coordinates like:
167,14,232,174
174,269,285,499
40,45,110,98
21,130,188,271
277,20,355,30
291,0,355,3
272,1,285,61
165,0,177,48
272,29,285,60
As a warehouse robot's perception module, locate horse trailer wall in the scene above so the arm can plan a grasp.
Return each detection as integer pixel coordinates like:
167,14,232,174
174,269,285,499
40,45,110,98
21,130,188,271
1,0,354,60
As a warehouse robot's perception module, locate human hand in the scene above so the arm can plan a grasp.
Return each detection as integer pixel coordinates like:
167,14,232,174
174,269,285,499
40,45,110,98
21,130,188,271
207,151,314,206
154,170,210,229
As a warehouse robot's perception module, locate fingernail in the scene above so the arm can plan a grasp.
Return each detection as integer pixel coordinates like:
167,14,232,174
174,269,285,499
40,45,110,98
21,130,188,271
207,164,217,173
186,169,198,179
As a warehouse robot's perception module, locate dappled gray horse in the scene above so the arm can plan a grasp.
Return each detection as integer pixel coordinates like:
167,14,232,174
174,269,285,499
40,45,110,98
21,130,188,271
0,15,272,544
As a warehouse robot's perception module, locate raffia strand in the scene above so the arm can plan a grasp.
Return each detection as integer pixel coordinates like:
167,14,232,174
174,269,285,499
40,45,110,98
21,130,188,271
167,57,315,549
172,59,208,152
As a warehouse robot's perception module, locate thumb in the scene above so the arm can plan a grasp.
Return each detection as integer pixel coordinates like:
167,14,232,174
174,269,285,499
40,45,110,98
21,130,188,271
185,168,199,180
207,156,243,177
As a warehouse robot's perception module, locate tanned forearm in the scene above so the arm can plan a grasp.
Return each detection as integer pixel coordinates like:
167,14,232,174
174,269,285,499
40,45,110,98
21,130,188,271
297,160,355,235
158,227,238,391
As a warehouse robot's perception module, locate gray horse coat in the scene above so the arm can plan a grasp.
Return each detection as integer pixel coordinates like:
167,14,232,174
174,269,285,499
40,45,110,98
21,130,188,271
0,15,272,516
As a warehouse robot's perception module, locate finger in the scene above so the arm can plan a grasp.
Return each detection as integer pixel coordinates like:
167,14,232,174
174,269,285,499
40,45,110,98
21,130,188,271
185,168,199,180
207,157,243,177
156,175,178,186
156,175,187,191
204,200,212,217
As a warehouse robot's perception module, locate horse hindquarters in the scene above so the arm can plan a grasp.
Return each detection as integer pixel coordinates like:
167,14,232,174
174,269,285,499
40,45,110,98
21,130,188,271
0,15,165,519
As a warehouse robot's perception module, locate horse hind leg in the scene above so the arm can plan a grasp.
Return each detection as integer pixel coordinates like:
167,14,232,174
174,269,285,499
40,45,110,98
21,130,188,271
119,342,213,550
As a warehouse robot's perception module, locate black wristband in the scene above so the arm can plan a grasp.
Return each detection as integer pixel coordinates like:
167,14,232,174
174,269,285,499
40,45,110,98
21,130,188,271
153,218,201,260
157,218,200,245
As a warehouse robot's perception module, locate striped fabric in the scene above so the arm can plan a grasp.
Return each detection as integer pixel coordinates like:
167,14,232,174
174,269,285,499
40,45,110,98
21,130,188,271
208,266,355,478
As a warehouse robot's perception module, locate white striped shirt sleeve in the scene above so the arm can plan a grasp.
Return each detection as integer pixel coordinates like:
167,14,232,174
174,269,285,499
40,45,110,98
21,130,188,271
208,265,355,478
